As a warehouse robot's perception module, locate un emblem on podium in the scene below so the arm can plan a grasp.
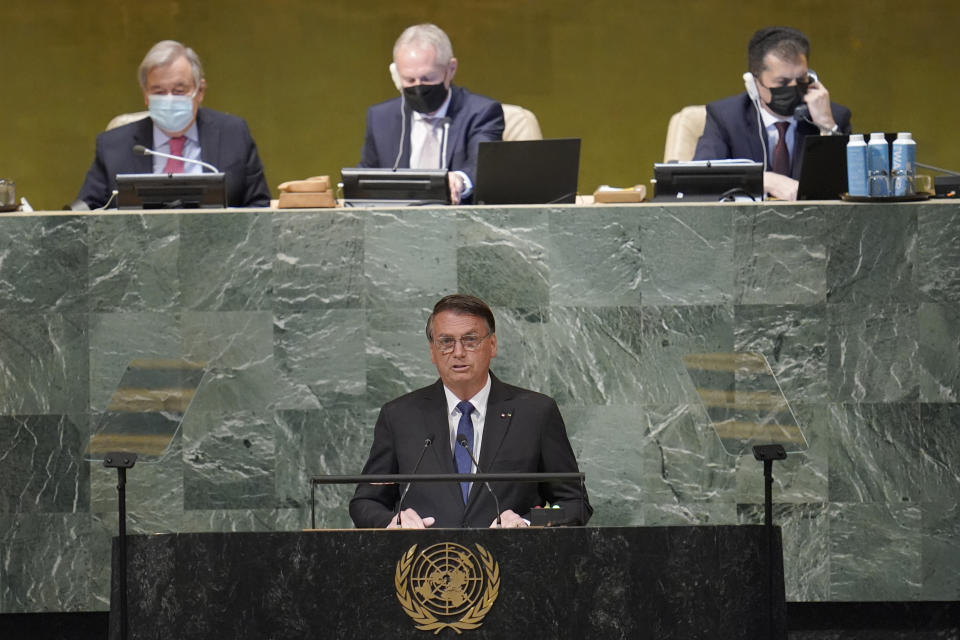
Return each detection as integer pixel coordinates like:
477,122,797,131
395,542,500,633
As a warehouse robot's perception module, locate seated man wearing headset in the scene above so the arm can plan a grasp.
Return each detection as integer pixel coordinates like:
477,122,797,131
358,23,504,205
694,26,852,201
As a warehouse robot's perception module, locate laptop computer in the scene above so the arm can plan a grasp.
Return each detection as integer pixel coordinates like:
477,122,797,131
474,138,580,205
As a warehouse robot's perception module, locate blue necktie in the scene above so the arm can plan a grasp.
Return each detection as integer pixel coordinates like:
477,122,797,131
454,401,475,503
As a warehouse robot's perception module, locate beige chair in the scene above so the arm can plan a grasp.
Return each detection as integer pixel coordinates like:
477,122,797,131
663,105,707,162
106,111,149,131
501,103,543,141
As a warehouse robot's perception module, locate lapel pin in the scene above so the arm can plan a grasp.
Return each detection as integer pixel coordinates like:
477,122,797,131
500,411,512,419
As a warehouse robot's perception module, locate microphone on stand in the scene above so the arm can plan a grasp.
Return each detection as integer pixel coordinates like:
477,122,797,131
132,144,221,173
439,117,452,170
456,434,502,528
395,434,435,526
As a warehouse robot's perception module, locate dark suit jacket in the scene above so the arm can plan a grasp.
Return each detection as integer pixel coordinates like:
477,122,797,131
76,107,271,208
349,373,592,529
358,85,504,194
693,92,853,179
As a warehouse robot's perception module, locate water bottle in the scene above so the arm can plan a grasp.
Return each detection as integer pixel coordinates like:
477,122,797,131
891,132,916,196
867,133,890,197
846,134,868,196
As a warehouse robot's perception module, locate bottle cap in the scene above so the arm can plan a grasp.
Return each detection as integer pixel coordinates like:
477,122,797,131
869,132,886,141
896,132,913,140
849,134,865,143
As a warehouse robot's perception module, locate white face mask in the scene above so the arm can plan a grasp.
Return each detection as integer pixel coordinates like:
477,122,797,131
148,92,196,133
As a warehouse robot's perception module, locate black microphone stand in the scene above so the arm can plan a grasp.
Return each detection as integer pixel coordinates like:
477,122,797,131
104,451,138,640
753,444,787,640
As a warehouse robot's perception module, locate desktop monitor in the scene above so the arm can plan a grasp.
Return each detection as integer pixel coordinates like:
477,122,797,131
340,168,450,207
116,172,227,209
653,161,764,202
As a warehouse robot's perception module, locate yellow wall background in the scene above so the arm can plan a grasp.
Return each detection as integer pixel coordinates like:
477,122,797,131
1,0,957,210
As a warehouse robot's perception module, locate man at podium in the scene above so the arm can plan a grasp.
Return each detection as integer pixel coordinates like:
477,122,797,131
350,294,592,529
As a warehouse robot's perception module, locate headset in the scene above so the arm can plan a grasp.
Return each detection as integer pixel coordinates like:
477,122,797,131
388,62,406,170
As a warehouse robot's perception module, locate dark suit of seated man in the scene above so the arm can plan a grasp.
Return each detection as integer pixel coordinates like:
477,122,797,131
358,23,504,205
693,26,852,201
350,294,592,529
75,40,270,209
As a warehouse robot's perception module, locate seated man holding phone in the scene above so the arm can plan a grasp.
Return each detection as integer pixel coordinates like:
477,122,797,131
693,26,852,200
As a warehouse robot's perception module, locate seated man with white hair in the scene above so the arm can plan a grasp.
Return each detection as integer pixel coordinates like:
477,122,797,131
75,39,271,209
358,23,504,205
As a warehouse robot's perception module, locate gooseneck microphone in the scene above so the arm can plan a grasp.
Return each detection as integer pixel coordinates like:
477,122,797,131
132,144,221,173
456,434,502,528
395,434,435,526
440,117,451,170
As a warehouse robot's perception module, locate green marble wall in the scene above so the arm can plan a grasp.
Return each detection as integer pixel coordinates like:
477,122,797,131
1,201,959,613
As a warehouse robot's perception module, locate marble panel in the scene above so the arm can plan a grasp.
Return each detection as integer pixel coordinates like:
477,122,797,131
457,207,551,308
182,410,275,511
88,312,182,411
916,403,960,504
272,210,364,310
738,503,830,602
272,309,365,411
0,215,88,312
0,414,89,514
916,304,960,402
827,303,920,402
485,306,552,395
365,306,439,408
916,204,960,303
544,306,645,406
827,403,928,503
275,408,376,529
0,312,89,414
182,310,278,411
363,209,457,309
829,502,922,601
0,513,98,612
638,304,735,405
734,304,829,403
734,203,827,305
637,205,735,305
825,205,918,304
179,212,273,311
87,214,179,312
921,501,960,600
547,206,642,307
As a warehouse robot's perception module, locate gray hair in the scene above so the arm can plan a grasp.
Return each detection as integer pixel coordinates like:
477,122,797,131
393,24,454,66
138,40,204,89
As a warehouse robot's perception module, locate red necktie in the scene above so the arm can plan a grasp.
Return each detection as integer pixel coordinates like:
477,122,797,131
163,136,186,174
772,121,790,176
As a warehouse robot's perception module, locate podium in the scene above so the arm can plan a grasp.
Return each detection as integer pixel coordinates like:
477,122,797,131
110,526,785,639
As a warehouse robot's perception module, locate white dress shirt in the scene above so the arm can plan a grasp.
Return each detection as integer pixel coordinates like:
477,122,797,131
759,107,797,170
408,90,474,196
152,121,202,174
442,374,492,470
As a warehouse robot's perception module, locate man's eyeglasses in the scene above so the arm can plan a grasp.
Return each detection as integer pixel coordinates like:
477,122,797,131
432,333,490,354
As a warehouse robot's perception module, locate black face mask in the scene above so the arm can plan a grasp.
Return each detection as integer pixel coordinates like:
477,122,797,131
403,82,448,114
765,84,804,117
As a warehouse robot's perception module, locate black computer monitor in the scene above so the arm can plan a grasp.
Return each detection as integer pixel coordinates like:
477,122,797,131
653,161,764,202
116,172,227,209
340,168,450,207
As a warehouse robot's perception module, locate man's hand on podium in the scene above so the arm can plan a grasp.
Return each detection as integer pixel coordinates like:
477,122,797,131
763,171,799,201
388,508,436,529
491,509,529,528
